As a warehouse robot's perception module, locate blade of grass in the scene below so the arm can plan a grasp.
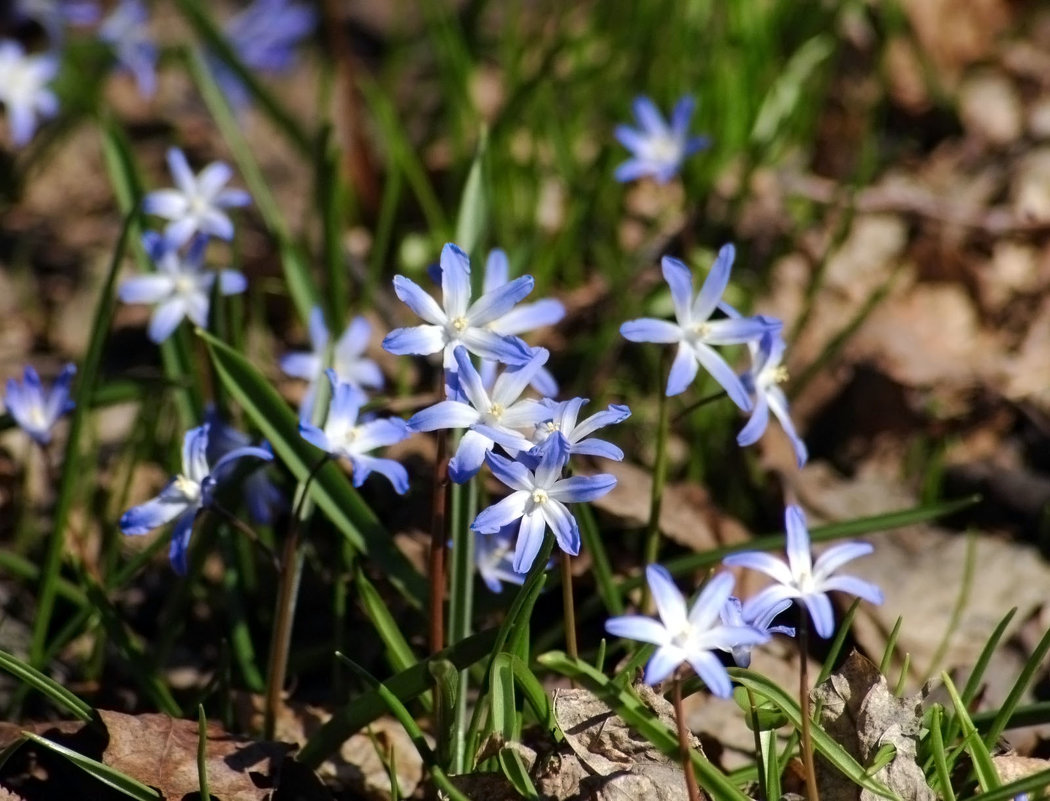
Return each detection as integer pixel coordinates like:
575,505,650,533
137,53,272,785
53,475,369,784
928,704,956,801
23,732,160,801
0,649,93,721
197,705,211,801
499,747,539,800
356,567,419,678
981,622,1050,749
942,672,1000,792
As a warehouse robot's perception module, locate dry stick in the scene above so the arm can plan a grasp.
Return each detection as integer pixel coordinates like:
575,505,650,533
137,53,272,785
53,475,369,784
263,456,328,740
798,616,820,801
429,429,450,655
560,551,578,661
673,677,702,801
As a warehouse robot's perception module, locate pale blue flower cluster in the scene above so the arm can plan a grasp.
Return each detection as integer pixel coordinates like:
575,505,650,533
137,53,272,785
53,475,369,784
385,243,627,578
0,40,59,147
119,150,252,344
98,0,158,99
3,364,76,446
614,95,709,184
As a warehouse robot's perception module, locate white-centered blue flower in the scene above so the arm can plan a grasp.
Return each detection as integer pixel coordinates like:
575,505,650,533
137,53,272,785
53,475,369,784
299,370,411,494
118,232,247,343
120,423,273,574
142,148,252,247
620,244,778,404
532,397,630,462
478,249,564,397
472,434,616,573
409,345,552,483
723,505,883,639
614,95,709,184
98,0,157,99
474,529,526,594
605,567,769,692
0,40,59,147
719,595,794,669
4,364,75,446
280,306,383,421
383,243,535,370
204,409,283,526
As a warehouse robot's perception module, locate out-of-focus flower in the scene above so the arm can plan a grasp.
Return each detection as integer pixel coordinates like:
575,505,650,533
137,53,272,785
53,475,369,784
477,249,564,396
408,345,551,484
10,0,98,42
279,306,383,421
718,596,794,668
474,529,525,594
299,370,411,493
614,95,709,184
0,40,58,147
620,245,778,404
383,242,534,370
472,434,616,573
532,397,630,462
142,147,251,247
204,409,284,525
605,567,768,692
210,0,316,109
98,0,157,99
118,232,246,343
723,505,883,639
120,423,272,574
4,364,76,446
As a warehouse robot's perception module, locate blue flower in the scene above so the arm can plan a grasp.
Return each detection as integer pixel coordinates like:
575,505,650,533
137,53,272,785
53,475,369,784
4,364,76,446
719,596,794,669
472,434,616,573
142,148,252,247
605,567,768,692
120,423,273,574
532,397,630,462
382,243,534,370
118,232,247,343
0,40,59,147
279,306,384,421
299,371,411,493
620,244,779,404
204,410,284,525
210,0,316,110
98,0,157,99
409,345,552,484
474,529,526,594
614,95,709,184
478,249,564,396
722,505,883,639
10,0,98,43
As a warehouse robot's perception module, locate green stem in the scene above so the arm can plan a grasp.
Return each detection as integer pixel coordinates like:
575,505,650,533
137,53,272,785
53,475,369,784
641,350,672,611
263,456,327,740
798,616,820,801
447,474,477,772
561,552,578,662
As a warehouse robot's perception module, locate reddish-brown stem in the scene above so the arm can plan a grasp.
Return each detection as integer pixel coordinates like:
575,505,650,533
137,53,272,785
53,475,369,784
428,430,449,654
799,617,820,801
673,677,702,801
560,551,578,661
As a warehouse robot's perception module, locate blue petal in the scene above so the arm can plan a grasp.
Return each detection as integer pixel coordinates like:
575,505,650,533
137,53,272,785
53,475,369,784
392,275,446,325
349,454,409,494
483,451,534,493
632,96,667,135
491,299,565,336
613,159,654,183
382,324,445,356
737,394,769,447
570,439,623,461
688,652,733,698
440,242,472,318
298,422,332,453
660,256,694,325
448,430,493,483
802,593,836,639
483,248,509,294
692,243,735,322
620,318,681,344
408,400,479,432
692,343,751,411
548,474,616,504
605,615,669,646
468,275,535,327
643,646,683,685
666,343,699,397
169,510,197,575
670,95,696,136
472,490,528,534
457,329,533,365
511,512,547,573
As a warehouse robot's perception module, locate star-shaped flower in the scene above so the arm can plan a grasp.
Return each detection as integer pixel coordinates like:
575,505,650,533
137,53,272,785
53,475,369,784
620,244,778,404
382,243,534,370
0,40,59,147
299,371,411,493
472,434,616,573
722,505,883,638
4,364,76,446
719,596,795,669
279,306,384,421
605,567,768,693
99,0,157,99
614,95,709,184
532,397,631,462
142,148,252,247
118,232,247,343
120,423,272,573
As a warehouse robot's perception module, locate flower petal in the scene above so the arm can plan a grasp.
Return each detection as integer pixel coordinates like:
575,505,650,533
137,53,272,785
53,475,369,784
440,242,472,319
512,511,547,573
392,275,446,325
408,400,480,433
605,615,670,646
448,429,493,483
661,256,694,326
620,318,681,344
691,243,735,322
548,474,616,503
646,564,688,633
382,324,445,356
666,342,699,397
472,489,529,534
468,275,535,327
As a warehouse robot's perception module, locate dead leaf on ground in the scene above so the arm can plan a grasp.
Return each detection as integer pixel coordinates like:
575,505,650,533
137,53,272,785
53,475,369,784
813,652,934,801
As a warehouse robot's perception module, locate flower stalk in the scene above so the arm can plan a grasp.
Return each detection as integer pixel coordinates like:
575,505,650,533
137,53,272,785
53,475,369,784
672,676,701,801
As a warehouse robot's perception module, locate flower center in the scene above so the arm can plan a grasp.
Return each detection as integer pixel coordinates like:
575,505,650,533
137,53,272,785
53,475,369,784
173,475,201,502
646,135,681,165
342,426,361,447
173,273,198,297
188,192,210,217
689,322,712,340
531,488,549,505
488,402,505,421
772,366,789,384
27,405,48,431
450,316,469,334
544,421,559,433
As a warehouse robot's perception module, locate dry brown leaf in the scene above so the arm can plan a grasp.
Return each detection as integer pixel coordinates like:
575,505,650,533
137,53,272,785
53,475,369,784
992,754,1050,794
899,0,1013,84
813,652,934,801
958,70,1024,147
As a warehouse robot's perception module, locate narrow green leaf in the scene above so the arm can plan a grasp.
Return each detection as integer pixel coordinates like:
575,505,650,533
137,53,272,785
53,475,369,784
499,747,539,800
198,329,426,606
942,673,1000,792
23,732,160,801
508,655,552,729
491,653,519,742
356,568,417,674
197,705,211,801
429,659,457,769
928,705,956,801
454,131,488,256
983,623,1050,749
297,628,498,769
880,616,904,675
335,654,470,801
539,652,752,801
0,649,93,721
761,728,781,800
968,768,1050,801
730,669,899,800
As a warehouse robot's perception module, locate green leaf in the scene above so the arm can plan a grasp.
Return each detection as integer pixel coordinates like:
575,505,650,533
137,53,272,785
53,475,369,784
539,651,752,801
507,654,553,729
968,768,1050,801
198,329,426,607
23,732,160,801
729,669,900,800
297,628,498,769
927,705,956,801
454,131,488,256
499,747,539,800
942,673,1000,792
982,621,1050,749
197,705,211,801
0,648,93,721
356,568,418,675
732,686,787,731
490,653,519,741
